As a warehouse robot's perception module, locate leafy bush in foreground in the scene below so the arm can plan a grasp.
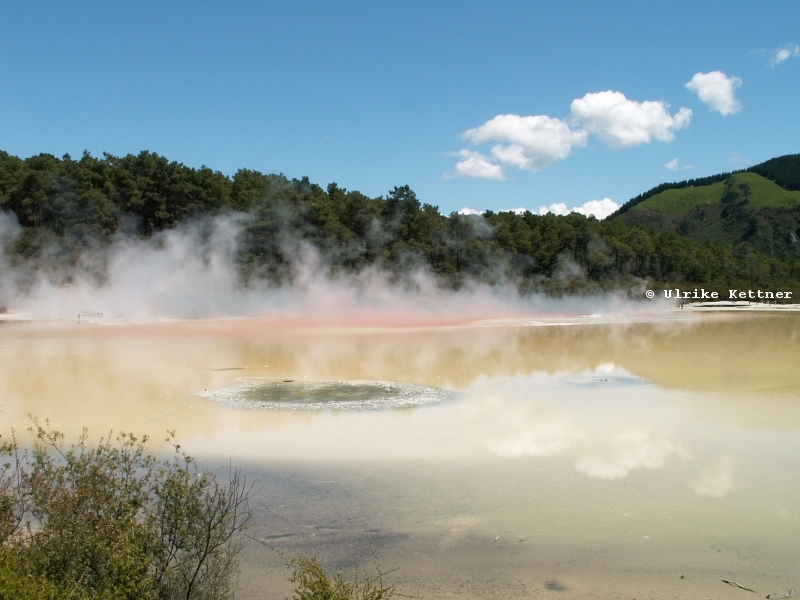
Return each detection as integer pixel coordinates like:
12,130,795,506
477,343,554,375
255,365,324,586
284,553,400,600
0,422,252,600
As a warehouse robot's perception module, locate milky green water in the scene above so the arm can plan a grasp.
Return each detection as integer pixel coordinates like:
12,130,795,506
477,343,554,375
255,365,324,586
1,313,798,599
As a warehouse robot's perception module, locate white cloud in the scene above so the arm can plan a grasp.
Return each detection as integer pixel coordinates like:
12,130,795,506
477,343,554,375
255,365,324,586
539,198,619,220
457,207,484,216
458,207,538,216
538,203,570,216
462,114,588,173
449,90,692,179
570,91,692,149
770,44,800,67
728,152,748,165
572,198,619,219
685,71,742,116
444,149,506,180
666,158,695,171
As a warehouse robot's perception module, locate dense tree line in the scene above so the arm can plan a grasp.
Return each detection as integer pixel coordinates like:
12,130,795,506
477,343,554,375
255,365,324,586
1,150,798,299
748,154,800,191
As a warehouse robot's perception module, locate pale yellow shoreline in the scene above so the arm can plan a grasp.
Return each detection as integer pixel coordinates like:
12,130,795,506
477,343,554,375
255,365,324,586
679,300,800,311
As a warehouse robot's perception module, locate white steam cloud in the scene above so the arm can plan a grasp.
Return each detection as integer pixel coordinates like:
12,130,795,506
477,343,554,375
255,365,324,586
0,210,647,322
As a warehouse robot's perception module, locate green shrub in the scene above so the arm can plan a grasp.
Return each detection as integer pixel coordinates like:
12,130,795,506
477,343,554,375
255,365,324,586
0,421,252,600
285,554,398,600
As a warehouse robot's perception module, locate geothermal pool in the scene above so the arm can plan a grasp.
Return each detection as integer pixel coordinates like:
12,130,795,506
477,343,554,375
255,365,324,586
1,313,799,599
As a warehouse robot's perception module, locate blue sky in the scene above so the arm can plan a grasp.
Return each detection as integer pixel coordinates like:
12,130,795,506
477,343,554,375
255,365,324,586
1,1,799,217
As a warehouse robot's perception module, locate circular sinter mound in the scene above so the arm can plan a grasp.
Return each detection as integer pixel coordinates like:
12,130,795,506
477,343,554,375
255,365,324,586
197,378,450,411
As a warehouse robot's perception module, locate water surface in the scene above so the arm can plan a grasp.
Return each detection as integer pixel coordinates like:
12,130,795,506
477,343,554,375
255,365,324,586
1,313,798,598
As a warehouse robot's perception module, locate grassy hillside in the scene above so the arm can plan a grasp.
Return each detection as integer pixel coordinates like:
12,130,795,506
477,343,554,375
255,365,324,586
609,154,800,219
614,172,800,259
627,173,800,214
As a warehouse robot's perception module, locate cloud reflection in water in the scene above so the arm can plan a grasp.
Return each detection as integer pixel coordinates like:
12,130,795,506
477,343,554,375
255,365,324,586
479,365,691,480
693,456,736,497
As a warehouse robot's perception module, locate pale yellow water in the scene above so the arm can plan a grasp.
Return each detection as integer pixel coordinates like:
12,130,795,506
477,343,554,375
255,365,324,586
1,313,799,598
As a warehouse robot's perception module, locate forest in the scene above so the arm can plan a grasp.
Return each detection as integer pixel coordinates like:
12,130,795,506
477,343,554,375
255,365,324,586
1,149,798,300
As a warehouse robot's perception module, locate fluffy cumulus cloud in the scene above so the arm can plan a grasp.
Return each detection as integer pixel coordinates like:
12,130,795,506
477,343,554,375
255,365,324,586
462,114,589,173
685,71,742,116
539,202,570,216
457,207,484,216
770,44,800,67
539,198,619,220
572,198,619,219
448,90,692,179
570,91,692,149
458,200,618,220
444,149,506,180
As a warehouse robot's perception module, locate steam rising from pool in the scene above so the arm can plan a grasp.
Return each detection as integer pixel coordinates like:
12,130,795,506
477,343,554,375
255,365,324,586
0,211,665,321
197,378,451,411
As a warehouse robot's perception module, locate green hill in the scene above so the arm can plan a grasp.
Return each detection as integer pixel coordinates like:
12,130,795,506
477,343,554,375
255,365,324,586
611,157,800,259
627,172,800,214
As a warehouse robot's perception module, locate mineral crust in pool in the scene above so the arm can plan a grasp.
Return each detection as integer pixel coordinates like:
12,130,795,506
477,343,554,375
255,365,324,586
197,378,450,411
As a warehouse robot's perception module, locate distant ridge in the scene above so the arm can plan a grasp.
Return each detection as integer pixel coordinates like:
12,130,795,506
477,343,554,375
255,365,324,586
609,153,800,219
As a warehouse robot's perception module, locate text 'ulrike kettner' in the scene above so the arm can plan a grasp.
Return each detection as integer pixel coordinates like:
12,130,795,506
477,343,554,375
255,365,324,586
663,289,793,300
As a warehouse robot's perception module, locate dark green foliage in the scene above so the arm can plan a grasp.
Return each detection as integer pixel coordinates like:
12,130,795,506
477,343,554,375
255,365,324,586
0,422,252,600
0,149,797,300
748,154,800,191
